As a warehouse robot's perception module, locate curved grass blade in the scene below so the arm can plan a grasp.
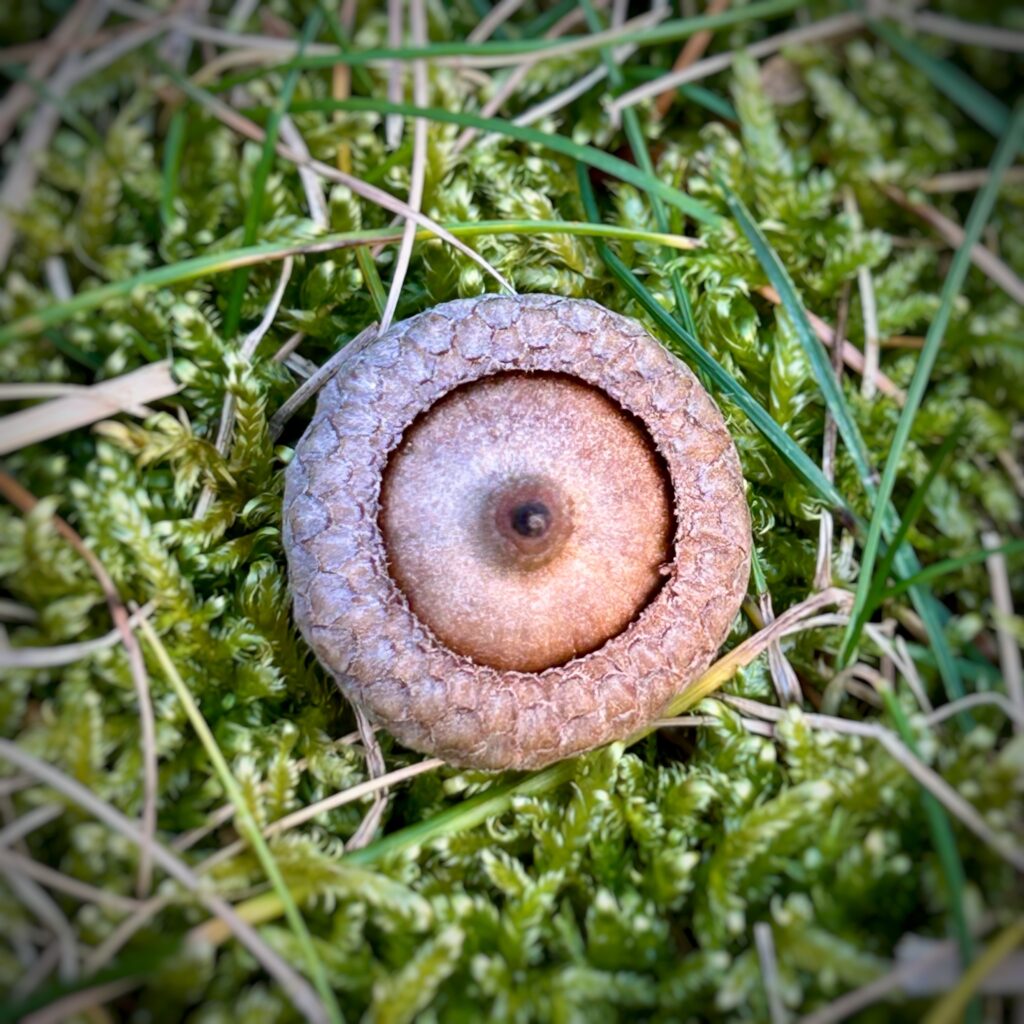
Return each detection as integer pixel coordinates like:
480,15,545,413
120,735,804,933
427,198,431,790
576,162,848,513
290,0,801,67
288,97,721,226
719,179,876,485
0,220,694,346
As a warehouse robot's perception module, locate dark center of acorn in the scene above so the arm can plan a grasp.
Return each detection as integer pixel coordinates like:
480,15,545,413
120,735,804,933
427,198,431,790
487,477,573,570
511,501,551,539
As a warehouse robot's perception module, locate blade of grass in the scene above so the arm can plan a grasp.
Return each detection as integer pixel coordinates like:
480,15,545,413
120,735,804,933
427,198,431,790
0,219,699,345
222,11,321,337
719,179,876,486
576,162,848,513
839,103,1024,667
287,97,720,226
864,420,966,615
882,540,1024,603
159,109,186,227
718,176,967,709
136,617,344,1024
870,19,1009,139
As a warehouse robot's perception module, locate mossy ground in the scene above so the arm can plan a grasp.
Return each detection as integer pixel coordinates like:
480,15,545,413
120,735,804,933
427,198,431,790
0,1,1022,1021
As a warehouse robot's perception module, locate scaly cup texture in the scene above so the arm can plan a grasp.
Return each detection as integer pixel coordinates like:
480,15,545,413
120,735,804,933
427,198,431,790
283,294,751,769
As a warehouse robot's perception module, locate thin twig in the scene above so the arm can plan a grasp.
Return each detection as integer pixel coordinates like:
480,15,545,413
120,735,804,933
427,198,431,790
863,625,933,713
82,895,170,974
759,588,803,706
924,692,1024,730
197,758,444,872
12,941,63,999
344,706,389,851
983,530,1024,732
919,166,1024,194
0,472,158,899
0,847,141,912
898,8,1024,54
21,978,141,1024
662,588,854,717
0,805,62,848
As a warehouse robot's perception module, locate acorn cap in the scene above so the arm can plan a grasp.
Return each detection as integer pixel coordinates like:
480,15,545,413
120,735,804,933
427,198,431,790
283,294,751,770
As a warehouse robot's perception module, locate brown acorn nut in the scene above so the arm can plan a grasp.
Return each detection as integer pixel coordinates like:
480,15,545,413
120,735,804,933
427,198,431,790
283,294,751,770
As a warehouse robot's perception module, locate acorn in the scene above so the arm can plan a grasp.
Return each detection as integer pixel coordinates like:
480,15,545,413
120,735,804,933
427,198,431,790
283,294,751,770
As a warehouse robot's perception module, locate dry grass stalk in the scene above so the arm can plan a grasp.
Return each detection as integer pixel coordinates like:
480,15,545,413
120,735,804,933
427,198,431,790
0,602,154,669
982,531,1023,732
0,361,182,457
380,0,429,333
344,707,389,851
268,322,379,441
920,166,1024,194
653,0,731,118
814,280,851,590
20,978,140,1024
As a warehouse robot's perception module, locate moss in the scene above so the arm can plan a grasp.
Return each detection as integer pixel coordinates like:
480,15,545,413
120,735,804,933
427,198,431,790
1,1,1022,1021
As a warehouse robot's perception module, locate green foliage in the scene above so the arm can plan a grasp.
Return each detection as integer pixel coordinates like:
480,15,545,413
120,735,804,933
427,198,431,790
1,2,1023,1022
